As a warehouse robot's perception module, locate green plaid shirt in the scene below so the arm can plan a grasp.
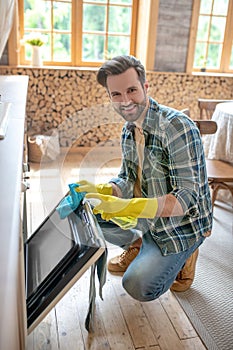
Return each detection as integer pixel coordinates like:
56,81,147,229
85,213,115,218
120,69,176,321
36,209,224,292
110,97,212,255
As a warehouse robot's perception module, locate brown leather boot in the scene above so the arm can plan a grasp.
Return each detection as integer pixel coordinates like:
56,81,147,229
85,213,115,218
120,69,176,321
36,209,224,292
108,246,140,273
170,249,199,292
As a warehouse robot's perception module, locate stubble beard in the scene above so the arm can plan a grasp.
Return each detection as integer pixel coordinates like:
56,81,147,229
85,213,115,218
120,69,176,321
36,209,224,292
112,96,148,123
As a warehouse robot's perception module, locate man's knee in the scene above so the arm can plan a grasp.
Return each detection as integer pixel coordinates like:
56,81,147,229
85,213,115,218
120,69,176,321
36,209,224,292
122,273,165,302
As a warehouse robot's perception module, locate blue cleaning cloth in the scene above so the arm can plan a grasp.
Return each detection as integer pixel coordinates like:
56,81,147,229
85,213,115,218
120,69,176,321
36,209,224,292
56,183,86,219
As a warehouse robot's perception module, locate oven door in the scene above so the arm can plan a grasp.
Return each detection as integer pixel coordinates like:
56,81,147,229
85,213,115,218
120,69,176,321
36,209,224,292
24,200,105,334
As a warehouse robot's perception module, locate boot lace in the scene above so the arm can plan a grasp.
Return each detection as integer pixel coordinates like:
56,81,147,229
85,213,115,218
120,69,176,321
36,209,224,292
118,247,139,266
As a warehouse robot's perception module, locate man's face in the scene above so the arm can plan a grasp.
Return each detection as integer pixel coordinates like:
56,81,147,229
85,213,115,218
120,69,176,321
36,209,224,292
106,67,149,123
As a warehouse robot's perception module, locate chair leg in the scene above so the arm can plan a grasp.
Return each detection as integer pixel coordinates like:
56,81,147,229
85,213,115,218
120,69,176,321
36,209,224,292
229,188,233,208
210,184,219,207
210,182,233,208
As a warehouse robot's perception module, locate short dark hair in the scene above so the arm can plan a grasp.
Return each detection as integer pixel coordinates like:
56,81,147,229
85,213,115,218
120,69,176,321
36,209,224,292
97,55,146,88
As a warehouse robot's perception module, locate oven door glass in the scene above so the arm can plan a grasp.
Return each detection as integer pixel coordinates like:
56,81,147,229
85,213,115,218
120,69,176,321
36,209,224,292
24,201,105,333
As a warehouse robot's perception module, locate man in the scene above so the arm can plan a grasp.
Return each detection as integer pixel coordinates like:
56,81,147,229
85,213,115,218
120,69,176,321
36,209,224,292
76,55,212,301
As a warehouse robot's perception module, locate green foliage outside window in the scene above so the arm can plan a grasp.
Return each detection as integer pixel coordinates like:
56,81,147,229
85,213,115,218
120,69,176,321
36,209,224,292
23,0,133,64
194,0,230,71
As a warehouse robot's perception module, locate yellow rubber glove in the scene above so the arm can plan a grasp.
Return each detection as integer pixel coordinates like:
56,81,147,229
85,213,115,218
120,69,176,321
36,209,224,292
75,180,112,195
109,216,138,230
85,193,158,221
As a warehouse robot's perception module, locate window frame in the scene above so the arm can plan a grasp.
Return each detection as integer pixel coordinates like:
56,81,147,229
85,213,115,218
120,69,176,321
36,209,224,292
186,0,233,73
11,0,233,73
18,0,139,67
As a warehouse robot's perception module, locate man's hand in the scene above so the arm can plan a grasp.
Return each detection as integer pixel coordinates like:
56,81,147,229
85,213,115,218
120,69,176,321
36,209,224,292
85,193,158,221
75,180,112,195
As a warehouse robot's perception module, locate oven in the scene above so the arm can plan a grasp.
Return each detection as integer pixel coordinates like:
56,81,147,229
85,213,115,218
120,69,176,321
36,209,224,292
24,200,105,333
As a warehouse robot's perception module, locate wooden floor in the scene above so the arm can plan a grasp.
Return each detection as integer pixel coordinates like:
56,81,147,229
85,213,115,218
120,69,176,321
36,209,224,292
26,147,207,350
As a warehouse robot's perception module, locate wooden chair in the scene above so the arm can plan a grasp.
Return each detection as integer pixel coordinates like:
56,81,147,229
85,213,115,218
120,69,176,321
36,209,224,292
194,120,233,206
197,98,233,120
181,109,233,206
180,108,190,117
194,119,217,135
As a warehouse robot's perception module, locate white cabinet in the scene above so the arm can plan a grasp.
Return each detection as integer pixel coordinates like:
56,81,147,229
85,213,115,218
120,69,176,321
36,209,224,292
0,75,29,350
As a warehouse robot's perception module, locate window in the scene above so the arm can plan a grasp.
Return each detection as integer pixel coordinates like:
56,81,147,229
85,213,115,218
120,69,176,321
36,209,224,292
19,0,138,67
191,0,233,72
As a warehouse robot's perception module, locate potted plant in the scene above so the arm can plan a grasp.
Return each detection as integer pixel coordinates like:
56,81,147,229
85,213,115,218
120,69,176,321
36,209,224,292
25,35,45,67
197,55,207,72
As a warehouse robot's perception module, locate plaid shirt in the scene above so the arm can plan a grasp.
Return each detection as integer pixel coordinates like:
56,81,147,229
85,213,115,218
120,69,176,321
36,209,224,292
110,97,213,255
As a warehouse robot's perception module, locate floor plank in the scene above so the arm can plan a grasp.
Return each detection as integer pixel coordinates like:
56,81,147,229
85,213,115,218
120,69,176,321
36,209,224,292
159,291,197,340
28,310,59,350
73,271,112,350
181,337,207,350
96,276,136,350
142,300,185,350
109,261,159,348
55,288,85,350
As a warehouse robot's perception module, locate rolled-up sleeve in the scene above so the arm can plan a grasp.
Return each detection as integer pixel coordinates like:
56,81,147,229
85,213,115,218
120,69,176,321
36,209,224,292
167,118,205,217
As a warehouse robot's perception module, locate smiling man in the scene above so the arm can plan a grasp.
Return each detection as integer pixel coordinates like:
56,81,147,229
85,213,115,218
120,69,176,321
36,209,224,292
107,67,149,125
76,55,212,300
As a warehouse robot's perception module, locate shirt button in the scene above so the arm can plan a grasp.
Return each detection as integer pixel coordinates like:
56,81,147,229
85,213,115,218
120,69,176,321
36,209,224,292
189,207,199,217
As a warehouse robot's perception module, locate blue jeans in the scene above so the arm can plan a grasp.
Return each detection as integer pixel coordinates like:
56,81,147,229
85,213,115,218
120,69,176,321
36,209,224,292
97,217,205,302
